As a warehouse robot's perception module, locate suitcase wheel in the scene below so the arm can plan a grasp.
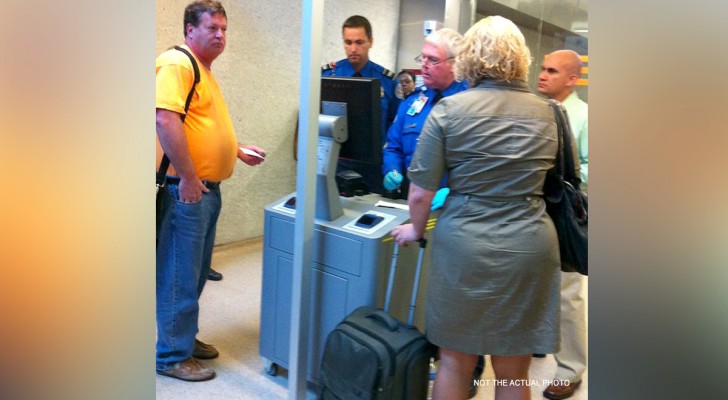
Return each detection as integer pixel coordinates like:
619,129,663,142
262,358,278,376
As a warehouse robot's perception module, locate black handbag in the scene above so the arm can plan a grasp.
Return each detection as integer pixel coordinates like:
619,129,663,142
543,100,588,275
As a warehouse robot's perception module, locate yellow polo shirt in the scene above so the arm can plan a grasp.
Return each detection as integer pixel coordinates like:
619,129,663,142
155,45,237,182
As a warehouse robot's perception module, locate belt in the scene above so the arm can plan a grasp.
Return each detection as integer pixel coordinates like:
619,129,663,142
163,176,221,189
449,191,533,202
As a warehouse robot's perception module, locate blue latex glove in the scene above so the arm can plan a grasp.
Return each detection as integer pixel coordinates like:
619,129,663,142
383,170,403,191
430,188,450,211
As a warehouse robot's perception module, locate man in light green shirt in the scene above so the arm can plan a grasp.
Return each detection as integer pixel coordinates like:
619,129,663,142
539,50,588,192
537,49,589,400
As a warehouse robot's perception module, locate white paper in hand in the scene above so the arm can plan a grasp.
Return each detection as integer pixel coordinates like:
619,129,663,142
240,147,265,159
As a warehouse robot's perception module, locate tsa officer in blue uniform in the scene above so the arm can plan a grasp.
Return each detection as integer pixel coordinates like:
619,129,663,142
321,15,397,138
382,28,468,202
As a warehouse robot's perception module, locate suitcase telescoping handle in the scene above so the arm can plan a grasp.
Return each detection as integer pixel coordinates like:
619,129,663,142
383,238,428,327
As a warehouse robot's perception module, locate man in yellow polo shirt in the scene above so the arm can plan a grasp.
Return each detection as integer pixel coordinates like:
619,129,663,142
155,0,265,382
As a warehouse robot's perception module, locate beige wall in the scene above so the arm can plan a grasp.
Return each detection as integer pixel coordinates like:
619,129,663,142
396,0,447,70
156,0,401,245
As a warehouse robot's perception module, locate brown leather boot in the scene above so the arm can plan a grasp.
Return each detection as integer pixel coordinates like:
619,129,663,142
157,357,215,382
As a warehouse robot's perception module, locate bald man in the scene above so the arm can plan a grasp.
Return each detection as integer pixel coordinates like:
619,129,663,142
538,50,588,191
537,49,588,400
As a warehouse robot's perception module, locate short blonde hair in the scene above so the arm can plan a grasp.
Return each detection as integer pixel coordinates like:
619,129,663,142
456,16,532,85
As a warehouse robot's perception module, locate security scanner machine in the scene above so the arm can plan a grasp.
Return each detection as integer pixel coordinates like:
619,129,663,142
259,77,434,384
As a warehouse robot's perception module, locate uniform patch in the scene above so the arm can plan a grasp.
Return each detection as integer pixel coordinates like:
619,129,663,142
321,62,336,72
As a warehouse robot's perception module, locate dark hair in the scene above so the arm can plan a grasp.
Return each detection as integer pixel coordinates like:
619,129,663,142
342,15,372,39
397,70,416,82
184,0,227,37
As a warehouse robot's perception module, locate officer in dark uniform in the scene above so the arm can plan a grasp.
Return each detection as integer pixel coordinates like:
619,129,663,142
382,28,468,202
382,81,468,199
321,15,396,138
322,15,396,195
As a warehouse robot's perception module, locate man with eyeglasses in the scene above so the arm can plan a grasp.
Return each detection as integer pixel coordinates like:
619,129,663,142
322,15,397,136
382,28,468,203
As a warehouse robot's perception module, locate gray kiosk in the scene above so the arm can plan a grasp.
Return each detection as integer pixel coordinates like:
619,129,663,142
259,81,434,384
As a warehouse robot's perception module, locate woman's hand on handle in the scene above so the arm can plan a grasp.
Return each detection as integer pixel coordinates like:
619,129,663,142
391,223,420,247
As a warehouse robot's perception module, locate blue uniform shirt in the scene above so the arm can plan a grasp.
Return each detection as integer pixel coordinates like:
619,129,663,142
322,59,396,138
382,80,469,177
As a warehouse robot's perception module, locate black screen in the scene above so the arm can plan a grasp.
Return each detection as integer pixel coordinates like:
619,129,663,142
320,77,383,193
320,77,381,164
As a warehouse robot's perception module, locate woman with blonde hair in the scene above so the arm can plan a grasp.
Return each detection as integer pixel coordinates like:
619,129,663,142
391,16,560,400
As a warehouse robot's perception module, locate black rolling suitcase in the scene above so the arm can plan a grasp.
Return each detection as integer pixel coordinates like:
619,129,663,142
319,239,435,400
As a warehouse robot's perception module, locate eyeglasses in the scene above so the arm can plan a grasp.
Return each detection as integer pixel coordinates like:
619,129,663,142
414,54,453,66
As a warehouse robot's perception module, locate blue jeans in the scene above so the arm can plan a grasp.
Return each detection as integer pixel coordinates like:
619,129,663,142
156,183,221,370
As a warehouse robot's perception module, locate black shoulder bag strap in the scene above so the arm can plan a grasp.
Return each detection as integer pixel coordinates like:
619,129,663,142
156,46,201,189
547,99,582,193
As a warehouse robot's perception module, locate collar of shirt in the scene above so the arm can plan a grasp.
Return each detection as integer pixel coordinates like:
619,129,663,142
421,80,468,99
337,59,375,77
475,78,530,92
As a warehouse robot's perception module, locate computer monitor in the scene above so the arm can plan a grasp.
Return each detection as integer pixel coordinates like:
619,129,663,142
320,77,384,195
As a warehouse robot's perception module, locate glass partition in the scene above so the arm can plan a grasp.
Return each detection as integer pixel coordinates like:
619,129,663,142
475,0,588,101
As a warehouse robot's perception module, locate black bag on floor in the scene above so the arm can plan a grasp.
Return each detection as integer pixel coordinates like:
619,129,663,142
319,240,435,400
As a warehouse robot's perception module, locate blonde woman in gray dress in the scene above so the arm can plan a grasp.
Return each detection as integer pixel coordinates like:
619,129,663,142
391,16,560,400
